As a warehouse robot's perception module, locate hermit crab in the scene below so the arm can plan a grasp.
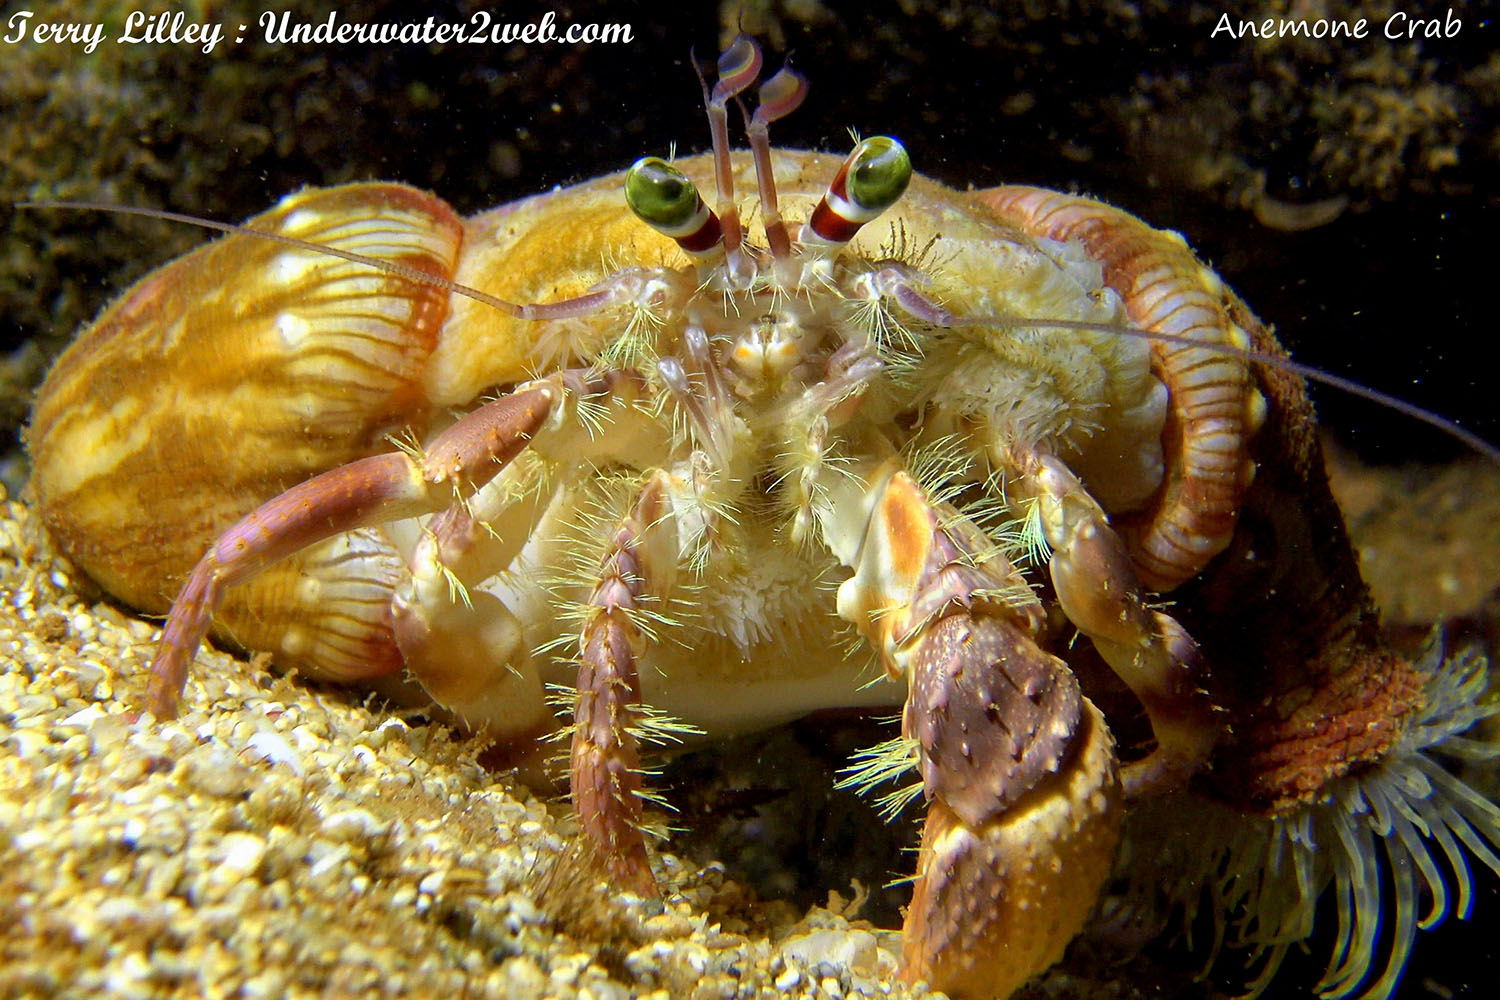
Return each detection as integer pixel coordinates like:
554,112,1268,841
25,34,1500,1000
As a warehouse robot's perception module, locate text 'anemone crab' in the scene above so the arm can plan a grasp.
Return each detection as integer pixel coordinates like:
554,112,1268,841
25,34,1500,1000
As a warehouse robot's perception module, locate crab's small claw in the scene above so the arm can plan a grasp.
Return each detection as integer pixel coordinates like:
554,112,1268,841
899,612,1123,1000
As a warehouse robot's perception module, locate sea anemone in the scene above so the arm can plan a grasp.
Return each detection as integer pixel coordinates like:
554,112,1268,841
1117,639,1500,999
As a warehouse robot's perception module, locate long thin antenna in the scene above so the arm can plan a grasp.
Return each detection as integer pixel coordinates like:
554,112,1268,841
966,315,1500,467
18,200,617,322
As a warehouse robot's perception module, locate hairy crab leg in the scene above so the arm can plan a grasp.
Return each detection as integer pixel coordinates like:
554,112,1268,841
569,472,676,897
824,460,1123,999
146,383,557,718
388,369,661,738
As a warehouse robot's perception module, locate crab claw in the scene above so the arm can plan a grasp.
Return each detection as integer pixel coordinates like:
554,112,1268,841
900,613,1124,1000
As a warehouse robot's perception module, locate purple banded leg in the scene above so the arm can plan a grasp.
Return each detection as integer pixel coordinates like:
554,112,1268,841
569,476,670,897
392,367,658,751
146,386,555,718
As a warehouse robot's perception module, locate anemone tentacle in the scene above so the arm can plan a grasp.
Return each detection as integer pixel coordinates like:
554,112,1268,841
1118,640,1500,1000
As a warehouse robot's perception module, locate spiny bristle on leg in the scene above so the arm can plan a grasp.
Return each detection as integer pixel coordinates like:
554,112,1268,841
902,433,983,506
1016,494,1052,568
1114,640,1500,1000
596,298,665,371
848,289,923,367
835,731,924,823
626,702,707,748
543,682,685,840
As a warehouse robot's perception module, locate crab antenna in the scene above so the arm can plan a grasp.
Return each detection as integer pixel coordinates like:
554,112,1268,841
696,34,762,268
802,136,913,256
745,63,809,262
16,200,621,322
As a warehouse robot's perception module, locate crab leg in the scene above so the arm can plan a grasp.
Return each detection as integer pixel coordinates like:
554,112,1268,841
389,370,660,746
859,263,1218,796
146,384,556,718
569,472,675,896
389,481,554,763
974,187,1260,592
1015,448,1216,797
902,615,1121,1000
825,460,1123,999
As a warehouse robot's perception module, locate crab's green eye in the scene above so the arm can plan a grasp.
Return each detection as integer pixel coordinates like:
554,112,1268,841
625,157,724,257
804,136,913,252
625,157,702,232
846,136,911,214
